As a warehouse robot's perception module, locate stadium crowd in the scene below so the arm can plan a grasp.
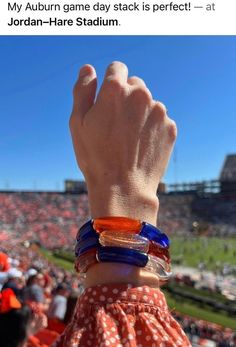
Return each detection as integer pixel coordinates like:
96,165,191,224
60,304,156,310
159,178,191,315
173,312,236,347
1,192,236,251
0,192,89,249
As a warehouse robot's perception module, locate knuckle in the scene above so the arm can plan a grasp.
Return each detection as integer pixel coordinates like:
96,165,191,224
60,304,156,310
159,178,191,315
152,102,167,121
167,119,178,141
103,77,125,96
129,75,138,81
131,86,152,105
129,76,145,85
157,101,167,114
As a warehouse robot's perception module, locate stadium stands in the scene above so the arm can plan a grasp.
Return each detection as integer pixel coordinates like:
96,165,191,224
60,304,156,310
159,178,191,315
0,190,235,250
0,192,89,249
173,312,236,347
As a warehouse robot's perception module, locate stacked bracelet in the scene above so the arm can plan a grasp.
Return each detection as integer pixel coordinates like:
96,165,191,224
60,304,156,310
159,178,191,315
74,217,172,281
99,231,150,253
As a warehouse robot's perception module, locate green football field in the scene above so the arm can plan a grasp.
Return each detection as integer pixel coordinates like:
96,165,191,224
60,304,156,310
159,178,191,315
170,236,236,270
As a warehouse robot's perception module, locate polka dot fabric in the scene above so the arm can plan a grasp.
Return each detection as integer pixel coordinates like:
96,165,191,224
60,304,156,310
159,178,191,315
52,284,191,347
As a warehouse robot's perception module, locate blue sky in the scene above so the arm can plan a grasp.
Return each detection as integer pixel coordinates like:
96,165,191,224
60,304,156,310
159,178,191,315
0,36,235,191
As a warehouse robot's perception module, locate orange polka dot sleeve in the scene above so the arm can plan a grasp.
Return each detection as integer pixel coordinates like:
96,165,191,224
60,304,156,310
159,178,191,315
52,283,191,347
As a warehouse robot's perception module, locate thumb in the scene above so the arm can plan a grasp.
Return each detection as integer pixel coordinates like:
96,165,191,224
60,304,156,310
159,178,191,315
73,64,97,120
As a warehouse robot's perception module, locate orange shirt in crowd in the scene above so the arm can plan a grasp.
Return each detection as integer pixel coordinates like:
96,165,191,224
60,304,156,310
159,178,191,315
0,252,10,272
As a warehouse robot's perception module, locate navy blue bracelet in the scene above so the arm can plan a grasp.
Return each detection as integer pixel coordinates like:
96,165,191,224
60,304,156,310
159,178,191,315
97,246,149,267
140,222,169,248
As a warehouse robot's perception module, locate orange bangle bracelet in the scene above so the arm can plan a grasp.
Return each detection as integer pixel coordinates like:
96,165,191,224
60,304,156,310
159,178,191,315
93,216,142,234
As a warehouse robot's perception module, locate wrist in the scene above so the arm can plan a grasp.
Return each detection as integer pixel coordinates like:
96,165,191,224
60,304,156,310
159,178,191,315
86,183,159,225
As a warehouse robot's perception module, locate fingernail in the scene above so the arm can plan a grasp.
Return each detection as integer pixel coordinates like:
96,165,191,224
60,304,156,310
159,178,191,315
79,65,91,78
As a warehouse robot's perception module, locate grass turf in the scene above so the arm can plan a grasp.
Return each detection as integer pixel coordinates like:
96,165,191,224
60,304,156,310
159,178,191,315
40,248,74,271
170,236,236,270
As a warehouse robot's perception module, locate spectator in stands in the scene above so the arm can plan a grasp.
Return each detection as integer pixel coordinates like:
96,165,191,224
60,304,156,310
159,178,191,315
47,290,78,336
47,283,68,321
1,268,23,300
0,272,8,291
0,251,10,272
23,274,44,305
0,288,32,347
63,291,78,326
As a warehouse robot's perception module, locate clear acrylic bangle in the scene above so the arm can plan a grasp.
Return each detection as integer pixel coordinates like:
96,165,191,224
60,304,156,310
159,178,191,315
148,240,171,264
99,231,149,253
145,254,172,281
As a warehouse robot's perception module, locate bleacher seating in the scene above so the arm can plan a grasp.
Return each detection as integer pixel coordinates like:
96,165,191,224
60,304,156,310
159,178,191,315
1,191,236,249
